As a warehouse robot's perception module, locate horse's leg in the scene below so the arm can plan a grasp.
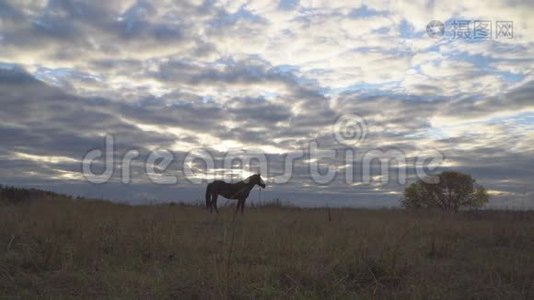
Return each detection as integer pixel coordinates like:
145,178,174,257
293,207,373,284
206,184,212,211
208,194,213,213
213,194,219,214
235,199,241,213
240,198,246,214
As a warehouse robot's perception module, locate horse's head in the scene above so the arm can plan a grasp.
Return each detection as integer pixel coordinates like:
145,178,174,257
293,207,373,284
248,173,266,188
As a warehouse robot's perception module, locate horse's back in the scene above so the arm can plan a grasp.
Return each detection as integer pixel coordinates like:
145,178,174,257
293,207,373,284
210,180,230,192
210,180,228,189
209,180,243,199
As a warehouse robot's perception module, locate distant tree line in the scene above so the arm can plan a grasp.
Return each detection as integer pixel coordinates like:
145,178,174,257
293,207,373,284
0,185,69,205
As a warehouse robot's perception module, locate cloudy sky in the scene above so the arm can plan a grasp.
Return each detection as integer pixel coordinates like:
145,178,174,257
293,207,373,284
0,0,533,208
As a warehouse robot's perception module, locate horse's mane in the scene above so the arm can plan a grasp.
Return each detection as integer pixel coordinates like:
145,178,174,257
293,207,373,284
242,174,260,184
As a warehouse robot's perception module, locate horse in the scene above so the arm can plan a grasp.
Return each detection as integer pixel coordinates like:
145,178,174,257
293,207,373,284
205,174,266,214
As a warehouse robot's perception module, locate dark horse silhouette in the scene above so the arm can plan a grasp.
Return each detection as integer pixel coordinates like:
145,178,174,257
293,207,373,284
205,174,266,214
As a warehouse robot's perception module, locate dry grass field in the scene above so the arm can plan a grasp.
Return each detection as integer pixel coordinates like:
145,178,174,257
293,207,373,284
1,195,534,299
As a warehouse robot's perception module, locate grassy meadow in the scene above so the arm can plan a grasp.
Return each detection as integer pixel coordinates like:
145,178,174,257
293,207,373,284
1,195,533,299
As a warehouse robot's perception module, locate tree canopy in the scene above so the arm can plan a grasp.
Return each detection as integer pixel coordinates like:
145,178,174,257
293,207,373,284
401,171,489,212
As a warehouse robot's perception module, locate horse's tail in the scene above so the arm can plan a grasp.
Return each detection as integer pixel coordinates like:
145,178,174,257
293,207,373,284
205,183,212,209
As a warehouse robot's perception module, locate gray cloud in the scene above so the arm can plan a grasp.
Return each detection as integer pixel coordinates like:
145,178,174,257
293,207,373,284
0,0,533,207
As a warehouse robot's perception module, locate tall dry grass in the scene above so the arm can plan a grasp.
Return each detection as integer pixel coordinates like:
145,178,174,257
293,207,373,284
1,197,533,299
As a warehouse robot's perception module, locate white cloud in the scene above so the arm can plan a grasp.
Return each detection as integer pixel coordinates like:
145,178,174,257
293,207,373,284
1,0,533,205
